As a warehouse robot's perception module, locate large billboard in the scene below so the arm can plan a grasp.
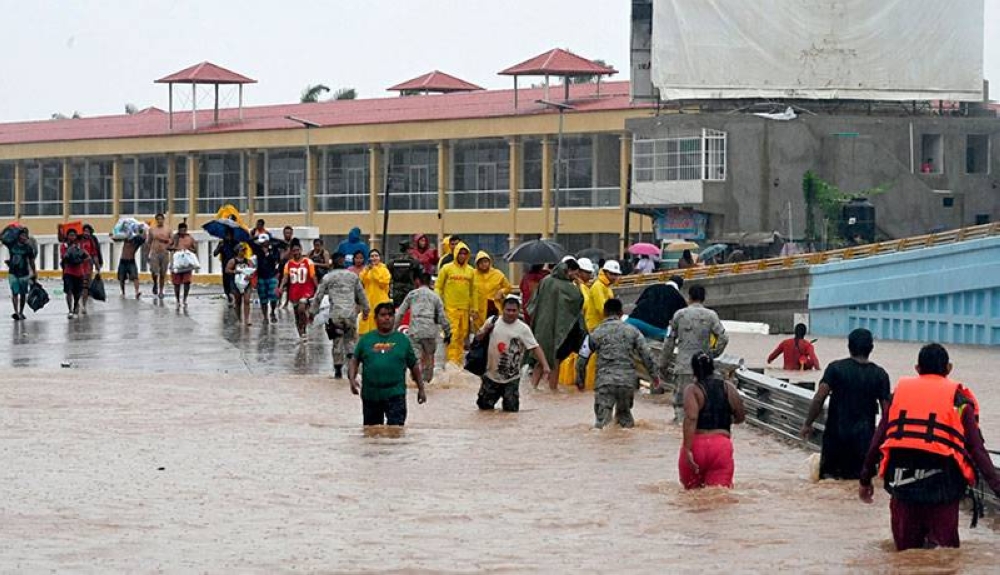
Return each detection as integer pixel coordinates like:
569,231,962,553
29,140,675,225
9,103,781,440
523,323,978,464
651,0,984,102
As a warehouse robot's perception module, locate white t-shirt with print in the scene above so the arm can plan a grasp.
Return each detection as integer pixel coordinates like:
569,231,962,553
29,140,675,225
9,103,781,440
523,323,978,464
485,318,539,384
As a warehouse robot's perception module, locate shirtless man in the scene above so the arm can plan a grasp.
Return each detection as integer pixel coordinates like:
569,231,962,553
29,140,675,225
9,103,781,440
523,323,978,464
148,213,172,299
169,222,197,308
117,231,143,299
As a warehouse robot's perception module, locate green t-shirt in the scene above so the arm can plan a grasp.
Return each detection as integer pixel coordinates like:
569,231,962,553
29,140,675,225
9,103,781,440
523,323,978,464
354,330,417,401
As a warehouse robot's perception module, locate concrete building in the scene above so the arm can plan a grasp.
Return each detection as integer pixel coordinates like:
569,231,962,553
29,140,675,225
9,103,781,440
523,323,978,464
0,53,656,274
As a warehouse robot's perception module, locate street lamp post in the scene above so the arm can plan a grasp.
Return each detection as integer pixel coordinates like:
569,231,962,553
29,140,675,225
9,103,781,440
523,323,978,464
536,100,574,244
285,115,320,227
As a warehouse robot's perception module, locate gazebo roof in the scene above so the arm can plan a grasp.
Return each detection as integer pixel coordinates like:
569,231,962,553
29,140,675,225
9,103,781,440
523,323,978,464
498,48,617,77
155,61,256,85
388,70,483,93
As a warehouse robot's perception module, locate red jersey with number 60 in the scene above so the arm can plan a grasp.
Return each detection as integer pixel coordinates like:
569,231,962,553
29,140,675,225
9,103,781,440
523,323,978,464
284,258,317,301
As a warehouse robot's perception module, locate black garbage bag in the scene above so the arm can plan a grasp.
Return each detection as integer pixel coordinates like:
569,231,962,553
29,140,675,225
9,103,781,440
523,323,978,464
27,281,49,312
89,274,107,302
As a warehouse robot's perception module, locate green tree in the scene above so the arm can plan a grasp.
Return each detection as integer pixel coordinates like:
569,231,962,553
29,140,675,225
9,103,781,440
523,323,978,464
332,87,357,100
570,59,608,84
802,170,889,246
300,84,330,103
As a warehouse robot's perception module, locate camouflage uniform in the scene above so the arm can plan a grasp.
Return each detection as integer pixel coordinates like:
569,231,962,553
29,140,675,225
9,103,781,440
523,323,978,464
395,285,452,383
310,269,370,369
577,318,657,428
657,303,729,417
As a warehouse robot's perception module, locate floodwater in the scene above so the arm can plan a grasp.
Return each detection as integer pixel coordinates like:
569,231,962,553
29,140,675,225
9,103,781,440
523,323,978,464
3,284,1000,573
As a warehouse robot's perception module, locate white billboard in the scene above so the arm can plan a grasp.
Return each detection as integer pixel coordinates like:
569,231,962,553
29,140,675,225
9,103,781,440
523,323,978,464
652,0,984,101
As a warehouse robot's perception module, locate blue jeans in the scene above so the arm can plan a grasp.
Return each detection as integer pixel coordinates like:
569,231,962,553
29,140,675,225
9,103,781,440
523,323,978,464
625,317,667,341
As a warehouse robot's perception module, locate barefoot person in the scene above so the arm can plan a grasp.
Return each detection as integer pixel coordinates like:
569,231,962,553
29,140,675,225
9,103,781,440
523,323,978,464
251,234,281,324
59,229,87,319
680,353,746,489
349,302,424,426
475,295,549,413
6,227,37,320
168,222,197,308
278,239,317,341
225,243,256,326
117,232,143,299
148,213,171,299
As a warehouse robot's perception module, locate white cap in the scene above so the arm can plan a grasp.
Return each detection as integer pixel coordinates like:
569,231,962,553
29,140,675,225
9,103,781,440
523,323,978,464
561,255,576,263
255,233,270,245
576,257,595,273
602,260,622,274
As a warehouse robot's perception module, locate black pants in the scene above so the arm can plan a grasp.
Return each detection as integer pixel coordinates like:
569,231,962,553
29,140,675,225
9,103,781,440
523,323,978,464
362,395,407,426
222,273,235,298
477,376,519,412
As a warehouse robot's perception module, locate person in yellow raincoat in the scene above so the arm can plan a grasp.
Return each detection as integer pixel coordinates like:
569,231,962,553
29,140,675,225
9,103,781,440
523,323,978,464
437,235,461,270
435,241,477,364
558,258,596,387
580,260,622,389
472,250,512,333
358,248,391,334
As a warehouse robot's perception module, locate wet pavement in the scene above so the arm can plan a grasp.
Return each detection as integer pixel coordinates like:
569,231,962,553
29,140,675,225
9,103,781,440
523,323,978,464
4,283,1000,572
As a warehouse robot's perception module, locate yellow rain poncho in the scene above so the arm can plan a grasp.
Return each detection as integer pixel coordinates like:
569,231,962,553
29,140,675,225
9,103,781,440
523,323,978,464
358,262,391,334
435,242,477,364
559,279,592,388
472,251,512,333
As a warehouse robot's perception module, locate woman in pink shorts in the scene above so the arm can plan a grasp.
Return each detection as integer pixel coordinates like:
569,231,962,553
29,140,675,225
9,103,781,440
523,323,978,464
679,353,747,489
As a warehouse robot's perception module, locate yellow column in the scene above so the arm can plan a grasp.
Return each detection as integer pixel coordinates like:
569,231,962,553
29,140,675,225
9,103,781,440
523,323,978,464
246,151,257,221
62,159,71,221
507,137,522,284
368,144,382,249
186,153,199,225
112,157,123,221
541,138,553,239
13,161,24,219
437,139,448,246
166,154,177,218
306,147,317,226
619,133,632,258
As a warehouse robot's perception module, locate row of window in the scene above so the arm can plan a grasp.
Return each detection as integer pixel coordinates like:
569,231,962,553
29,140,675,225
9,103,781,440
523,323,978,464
0,135,625,217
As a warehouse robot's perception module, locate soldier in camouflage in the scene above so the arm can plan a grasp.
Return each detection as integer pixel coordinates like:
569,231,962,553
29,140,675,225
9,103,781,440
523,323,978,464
657,284,729,423
395,271,452,383
310,253,370,379
577,298,658,429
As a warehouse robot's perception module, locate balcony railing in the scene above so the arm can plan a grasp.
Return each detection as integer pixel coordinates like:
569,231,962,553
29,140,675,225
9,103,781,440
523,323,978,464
384,190,437,211
518,187,620,209
447,189,510,210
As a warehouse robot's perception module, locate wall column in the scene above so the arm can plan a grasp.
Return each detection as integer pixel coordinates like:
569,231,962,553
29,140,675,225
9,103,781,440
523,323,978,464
306,147,317,227
112,157,123,221
246,150,258,221
166,154,177,218
62,158,72,221
13,161,24,219
437,139,449,248
186,153,199,225
368,144,382,249
619,132,632,258
507,136,522,283
541,138,553,239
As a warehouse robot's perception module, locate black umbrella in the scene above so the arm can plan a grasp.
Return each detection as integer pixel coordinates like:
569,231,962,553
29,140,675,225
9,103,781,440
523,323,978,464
504,239,567,264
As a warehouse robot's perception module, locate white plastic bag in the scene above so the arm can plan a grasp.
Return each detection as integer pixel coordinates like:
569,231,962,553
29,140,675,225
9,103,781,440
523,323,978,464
171,249,201,273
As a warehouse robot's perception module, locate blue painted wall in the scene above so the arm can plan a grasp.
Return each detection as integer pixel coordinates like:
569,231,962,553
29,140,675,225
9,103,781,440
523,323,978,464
809,236,1000,345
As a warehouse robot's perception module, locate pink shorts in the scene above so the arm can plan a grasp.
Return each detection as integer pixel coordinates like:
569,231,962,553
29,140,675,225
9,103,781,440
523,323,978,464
171,271,193,286
678,433,734,489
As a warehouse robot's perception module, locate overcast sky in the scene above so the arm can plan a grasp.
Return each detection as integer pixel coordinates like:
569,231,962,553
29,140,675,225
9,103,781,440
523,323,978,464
0,0,997,122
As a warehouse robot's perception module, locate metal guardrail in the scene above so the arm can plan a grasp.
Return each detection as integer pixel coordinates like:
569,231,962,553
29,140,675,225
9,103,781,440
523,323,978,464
617,222,1000,288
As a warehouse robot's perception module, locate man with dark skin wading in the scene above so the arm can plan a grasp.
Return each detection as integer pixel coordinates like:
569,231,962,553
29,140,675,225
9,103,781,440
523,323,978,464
349,302,425,426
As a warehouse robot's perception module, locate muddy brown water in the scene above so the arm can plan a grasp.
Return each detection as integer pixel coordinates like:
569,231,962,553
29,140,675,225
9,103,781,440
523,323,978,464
3,291,1000,572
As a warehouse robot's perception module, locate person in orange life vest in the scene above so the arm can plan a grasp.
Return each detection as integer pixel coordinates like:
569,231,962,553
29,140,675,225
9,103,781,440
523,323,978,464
859,343,1000,551
278,239,317,341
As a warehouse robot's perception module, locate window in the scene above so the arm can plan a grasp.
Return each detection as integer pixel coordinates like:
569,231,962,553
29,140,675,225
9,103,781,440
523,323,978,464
174,156,188,215
21,161,63,216
319,146,369,212
0,162,14,217
385,144,437,210
966,134,989,174
920,134,943,174
633,129,727,184
520,138,543,208
450,139,510,210
259,149,305,213
519,133,622,208
198,152,246,214
70,159,113,216
120,156,169,216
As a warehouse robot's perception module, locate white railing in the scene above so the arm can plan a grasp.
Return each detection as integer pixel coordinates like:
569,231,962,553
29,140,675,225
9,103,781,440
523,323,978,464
383,191,437,211
447,189,510,210
518,187,620,209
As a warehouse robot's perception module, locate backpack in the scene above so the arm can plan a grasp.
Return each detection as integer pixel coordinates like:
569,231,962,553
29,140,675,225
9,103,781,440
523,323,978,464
464,316,498,376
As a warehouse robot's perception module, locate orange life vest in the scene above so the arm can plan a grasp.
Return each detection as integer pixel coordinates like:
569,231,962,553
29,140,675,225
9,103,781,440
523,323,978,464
878,374,978,485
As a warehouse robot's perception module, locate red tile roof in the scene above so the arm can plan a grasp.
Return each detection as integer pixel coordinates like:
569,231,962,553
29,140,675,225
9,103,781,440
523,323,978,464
499,48,617,77
155,61,256,85
388,70,483,93
0,81,649,146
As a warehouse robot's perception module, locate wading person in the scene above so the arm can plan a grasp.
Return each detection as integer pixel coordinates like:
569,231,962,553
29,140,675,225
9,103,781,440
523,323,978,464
476,295,549,413
349,302,424,426
225,243,256,326
395,271,451,385
310,253,369,379
768,323,820,370
60,229,87,319
859,343,1000,551
580,260,621,389
435,241,476,366
658,285,729,423
801,328,889,479
252,234,282,324
358,248,391,335
680,353,746,489
471,250,511,333
148,213,171,299
625,275,686,341
577,298,656,428
6,228,37,320
278,239,317,341
527,257,584,390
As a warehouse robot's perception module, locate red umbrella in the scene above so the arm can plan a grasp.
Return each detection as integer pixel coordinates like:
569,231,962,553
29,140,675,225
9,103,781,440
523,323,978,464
627,242,661,256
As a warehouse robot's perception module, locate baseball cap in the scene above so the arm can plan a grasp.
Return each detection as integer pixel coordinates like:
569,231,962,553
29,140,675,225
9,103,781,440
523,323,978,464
503,293,523,305
255,233,271,245
561,255,576,263
602,260,622,275
576,257,595,274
